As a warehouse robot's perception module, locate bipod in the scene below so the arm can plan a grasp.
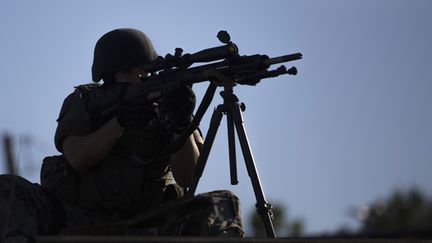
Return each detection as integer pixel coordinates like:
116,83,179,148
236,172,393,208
187,84,276,238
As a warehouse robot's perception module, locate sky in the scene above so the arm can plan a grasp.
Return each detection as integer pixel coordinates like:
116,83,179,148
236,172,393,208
1,0,432,236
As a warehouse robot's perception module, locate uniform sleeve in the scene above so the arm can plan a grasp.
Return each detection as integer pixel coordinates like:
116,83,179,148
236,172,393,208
54,91,92,152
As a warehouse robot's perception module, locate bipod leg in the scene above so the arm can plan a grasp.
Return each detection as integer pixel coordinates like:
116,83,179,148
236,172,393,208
230,100,276,238
187,105,225,196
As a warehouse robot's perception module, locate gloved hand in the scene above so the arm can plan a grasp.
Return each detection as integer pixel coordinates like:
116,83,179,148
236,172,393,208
159,85,196,130
117,99,158,128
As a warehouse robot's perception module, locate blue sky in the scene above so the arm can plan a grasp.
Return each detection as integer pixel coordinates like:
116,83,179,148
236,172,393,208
1,0,431,235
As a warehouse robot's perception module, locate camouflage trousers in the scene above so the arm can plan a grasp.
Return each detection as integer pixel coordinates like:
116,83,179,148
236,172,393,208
0,175,92,241
0,174,64,238
0,175,243,241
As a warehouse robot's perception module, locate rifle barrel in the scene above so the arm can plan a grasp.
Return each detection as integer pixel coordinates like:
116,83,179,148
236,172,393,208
264,53,302,66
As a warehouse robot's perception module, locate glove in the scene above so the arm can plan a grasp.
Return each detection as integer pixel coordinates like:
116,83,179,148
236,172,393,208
117,99,158,128
160,85,196,130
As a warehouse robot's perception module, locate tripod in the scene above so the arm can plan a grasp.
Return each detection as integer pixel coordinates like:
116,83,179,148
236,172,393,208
187,84,276,238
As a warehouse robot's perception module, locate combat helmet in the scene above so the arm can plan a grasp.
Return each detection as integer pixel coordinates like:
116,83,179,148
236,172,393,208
91,28,158,82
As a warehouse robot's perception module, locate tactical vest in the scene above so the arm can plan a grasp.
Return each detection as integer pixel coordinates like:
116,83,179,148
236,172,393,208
41,83,182,216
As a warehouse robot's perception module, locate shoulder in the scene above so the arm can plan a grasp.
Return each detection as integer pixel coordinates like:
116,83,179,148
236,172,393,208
55,84,99,152
74,82,102,92
61,83,102,104
60,83,102,113
56,83,101,122
73,83,102,97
